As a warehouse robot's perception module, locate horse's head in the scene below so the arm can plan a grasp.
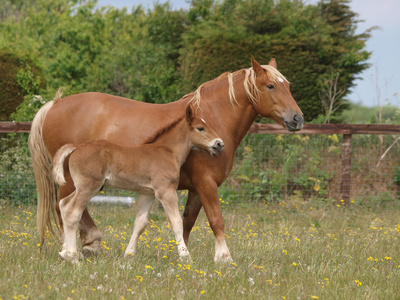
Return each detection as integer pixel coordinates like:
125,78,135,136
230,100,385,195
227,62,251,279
186,105,225,156
250,56,304,132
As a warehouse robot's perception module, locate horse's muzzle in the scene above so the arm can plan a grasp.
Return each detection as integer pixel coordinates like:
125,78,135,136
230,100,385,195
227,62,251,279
211,139,225,155
284,113,304,132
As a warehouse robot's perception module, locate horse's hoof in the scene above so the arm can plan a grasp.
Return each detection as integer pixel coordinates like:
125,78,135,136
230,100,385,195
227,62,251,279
82,241,101,257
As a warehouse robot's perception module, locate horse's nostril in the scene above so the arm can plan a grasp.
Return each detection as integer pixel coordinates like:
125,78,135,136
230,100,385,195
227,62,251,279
293,113,304,122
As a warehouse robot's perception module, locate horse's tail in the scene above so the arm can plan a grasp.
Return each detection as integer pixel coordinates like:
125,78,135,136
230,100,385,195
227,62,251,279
52,144,76,186
28,90,62,247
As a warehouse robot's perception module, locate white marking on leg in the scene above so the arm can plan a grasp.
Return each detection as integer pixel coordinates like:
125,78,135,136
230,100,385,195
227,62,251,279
214,238,232,262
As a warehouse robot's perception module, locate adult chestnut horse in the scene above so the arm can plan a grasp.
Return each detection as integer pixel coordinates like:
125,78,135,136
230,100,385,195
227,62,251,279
29,57,304,262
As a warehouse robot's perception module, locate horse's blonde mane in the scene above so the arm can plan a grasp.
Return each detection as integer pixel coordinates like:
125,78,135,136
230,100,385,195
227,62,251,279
189,65,288,109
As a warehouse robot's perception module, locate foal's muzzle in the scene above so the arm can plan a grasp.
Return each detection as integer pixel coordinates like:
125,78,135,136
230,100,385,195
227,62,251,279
211,139,225,155
284,113,304,132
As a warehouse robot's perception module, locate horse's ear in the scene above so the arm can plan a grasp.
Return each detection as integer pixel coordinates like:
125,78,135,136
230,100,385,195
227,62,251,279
251,56,264,76
268,58,278,69
186,105,195,124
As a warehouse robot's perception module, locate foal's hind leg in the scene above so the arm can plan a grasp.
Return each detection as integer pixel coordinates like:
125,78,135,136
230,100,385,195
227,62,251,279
124,194,155,258
58,190,83,264
58,169,102,256
157,189,190,259
59,188,98,263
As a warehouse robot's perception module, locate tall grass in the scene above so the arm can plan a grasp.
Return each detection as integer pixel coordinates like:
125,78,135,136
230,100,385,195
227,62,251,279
1,197,399,299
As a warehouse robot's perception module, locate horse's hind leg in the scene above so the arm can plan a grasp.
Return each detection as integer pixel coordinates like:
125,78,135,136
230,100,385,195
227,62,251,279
124,194,155,258
80,208,102,257
182,191,203,245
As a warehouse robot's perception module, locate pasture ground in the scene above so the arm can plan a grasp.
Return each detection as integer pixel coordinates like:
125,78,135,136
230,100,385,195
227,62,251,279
1,197,399,299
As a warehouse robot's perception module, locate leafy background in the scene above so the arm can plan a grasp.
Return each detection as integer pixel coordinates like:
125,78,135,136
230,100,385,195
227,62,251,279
0,0,382,122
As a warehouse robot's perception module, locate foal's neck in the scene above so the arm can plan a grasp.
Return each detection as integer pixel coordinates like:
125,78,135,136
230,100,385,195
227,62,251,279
151,118,192,166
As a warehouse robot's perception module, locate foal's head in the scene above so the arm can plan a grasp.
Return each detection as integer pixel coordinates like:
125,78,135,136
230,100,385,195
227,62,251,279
185,105,224,156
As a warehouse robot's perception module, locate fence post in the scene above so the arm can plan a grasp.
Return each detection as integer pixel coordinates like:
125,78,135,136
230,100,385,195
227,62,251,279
340,134,352,206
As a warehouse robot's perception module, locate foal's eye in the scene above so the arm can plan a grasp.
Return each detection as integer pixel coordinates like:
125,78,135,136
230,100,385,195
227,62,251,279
197,127,205,132
267,84,275,90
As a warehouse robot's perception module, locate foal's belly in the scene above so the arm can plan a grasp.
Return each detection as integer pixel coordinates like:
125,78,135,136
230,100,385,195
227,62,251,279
104,174,154,194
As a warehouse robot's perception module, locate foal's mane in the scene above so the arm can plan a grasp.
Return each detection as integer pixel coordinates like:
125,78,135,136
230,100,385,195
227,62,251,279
188,65,288,108
143,114,185,145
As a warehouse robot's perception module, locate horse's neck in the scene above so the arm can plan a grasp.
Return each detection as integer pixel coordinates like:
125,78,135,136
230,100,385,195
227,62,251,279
152,119,191,166
200,74,258,150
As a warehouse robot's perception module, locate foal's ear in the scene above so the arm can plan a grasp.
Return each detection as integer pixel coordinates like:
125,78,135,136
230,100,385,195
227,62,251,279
251,56,264,76
186,105,195,124
268,58,278,69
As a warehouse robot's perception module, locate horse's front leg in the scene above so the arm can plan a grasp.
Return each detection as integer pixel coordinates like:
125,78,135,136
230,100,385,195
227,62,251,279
124,193,155,258
157,188,191,259
194,176,232,262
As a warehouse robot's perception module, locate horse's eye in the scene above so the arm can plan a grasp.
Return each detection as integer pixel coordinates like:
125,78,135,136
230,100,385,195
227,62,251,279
267,84,275,90
197,127,205,132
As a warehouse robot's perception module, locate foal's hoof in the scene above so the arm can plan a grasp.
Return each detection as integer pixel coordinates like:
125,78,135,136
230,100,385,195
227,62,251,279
214,254,233,263
59,250,83,264
124,252,135,259
179,254,193,264
82,241,101,257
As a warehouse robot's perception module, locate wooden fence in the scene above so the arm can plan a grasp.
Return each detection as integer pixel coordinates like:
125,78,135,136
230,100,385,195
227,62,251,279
1,122,400,205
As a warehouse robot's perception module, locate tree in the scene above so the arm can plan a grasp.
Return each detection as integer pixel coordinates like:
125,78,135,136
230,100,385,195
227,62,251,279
0,51,45,120
179,0,372,121
319,68,346,123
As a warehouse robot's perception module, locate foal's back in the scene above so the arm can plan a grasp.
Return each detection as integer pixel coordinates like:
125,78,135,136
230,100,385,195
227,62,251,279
69,139,180,194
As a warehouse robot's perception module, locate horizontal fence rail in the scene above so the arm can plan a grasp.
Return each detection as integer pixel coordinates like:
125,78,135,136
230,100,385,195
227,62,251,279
3,122,400,135
1,122,400,205
248,123,400,135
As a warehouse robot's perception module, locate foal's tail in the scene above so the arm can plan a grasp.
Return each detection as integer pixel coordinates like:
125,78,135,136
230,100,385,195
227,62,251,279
52,144,76,186
28,100,57,246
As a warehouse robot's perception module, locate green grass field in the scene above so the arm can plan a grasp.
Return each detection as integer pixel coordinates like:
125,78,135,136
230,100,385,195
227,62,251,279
1,197,399,299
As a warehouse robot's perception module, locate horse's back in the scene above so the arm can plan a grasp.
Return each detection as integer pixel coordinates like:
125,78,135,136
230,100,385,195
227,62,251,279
42,92,187,159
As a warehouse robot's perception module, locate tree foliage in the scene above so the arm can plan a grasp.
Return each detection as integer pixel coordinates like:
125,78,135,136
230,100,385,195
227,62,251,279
0,0,372,121
0,51,45,120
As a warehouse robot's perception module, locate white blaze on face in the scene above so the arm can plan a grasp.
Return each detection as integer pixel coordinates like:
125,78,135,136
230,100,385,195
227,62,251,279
278,77,284,83
201,118,206,124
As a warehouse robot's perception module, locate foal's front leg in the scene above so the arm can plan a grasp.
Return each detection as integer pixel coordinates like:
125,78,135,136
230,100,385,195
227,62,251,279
124,193,155,258
157,188,191,259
